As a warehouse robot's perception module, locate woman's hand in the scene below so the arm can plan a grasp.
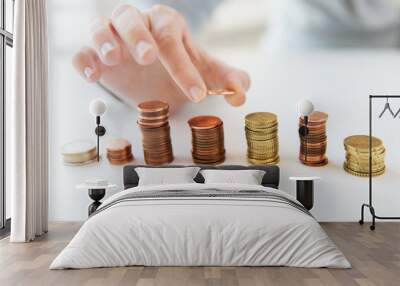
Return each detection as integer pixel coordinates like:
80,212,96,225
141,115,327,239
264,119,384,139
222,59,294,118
72,4,250,112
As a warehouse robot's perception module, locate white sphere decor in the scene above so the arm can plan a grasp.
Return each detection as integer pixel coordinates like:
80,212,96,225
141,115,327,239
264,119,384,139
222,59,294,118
89,99,107,116
297,99,314,116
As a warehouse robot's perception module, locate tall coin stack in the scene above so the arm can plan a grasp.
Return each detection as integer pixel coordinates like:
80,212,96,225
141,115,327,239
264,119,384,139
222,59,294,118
343,135,385,177
188,115,225,164
245,112,279,165
299,111,328,167
137,100,174,165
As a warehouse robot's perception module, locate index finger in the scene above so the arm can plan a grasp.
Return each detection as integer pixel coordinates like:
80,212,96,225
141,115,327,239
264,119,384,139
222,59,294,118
111,4,158,65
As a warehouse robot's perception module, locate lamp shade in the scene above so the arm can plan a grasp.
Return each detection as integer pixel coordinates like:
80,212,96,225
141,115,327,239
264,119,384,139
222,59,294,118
89,99,107,117
297,99,314,116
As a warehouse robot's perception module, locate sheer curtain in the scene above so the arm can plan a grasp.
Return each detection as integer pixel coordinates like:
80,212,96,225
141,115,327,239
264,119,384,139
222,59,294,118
9,0,48,242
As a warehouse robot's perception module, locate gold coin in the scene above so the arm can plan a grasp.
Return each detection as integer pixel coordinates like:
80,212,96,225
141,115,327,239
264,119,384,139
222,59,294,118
245,123,278,131
346,162,385,172
343,163,385,177
245,112,277,126
245,127,278,135
344,135,383,151
246,135,278,142
248,156,280,165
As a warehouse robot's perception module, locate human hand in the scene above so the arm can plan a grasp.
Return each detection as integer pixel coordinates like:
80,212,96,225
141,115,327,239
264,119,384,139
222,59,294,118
72,4,250,112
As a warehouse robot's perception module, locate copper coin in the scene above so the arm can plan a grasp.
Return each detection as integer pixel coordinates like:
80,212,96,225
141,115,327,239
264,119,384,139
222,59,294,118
188,116,222,130
299,153,327,162
300,158,329,167
137,100,169,113
193,156,225,165
138,116,169,123
107,146,132,154
107,149,132,158
138,112,169,119
139,121,169,128
207,89,236,96
107,154,134,165
300,111,328,123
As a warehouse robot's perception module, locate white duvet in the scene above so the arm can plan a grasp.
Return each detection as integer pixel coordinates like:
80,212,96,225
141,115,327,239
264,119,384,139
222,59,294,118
50,183,350,269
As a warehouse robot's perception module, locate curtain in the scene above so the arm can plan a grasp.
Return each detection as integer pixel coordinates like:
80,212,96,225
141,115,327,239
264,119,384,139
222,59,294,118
9,0,48,242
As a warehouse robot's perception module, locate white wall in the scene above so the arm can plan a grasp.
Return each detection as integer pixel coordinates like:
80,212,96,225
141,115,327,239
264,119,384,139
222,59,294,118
48,0,400,222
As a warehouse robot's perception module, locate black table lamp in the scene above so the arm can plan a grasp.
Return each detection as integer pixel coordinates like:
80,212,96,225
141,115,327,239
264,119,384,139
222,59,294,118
89,99,107,162
298,99,314,163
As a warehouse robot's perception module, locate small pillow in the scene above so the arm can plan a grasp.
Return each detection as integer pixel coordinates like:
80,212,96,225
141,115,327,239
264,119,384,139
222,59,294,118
200,169,266,185
136,167,201,186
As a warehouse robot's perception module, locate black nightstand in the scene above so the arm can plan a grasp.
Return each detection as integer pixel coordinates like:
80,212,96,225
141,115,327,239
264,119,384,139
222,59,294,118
289,177,320,210
77,182,117,216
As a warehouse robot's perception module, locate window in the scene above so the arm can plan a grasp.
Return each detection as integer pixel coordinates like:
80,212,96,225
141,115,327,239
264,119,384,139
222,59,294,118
0,0,14,235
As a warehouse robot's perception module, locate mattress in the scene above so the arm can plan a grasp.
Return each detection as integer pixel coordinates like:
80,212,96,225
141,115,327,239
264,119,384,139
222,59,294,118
50,183,350,269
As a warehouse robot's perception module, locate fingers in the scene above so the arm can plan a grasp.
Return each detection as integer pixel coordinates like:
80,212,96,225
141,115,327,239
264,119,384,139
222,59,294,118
223,69,250,106
148,5,207,102
111,4,158,65
90,17,122,66
195,50,251,107
72,47,102,82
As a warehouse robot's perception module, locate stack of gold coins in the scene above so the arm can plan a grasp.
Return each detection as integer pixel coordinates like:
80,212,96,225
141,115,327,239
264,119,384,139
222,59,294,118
245,112,279,165
299,111,328,167
188,115,225,164
137,100,173,165
106,139,134,165
343,135,385,177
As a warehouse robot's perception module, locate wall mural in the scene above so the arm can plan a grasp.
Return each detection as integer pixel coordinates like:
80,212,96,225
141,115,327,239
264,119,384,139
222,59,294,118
49,0,399,221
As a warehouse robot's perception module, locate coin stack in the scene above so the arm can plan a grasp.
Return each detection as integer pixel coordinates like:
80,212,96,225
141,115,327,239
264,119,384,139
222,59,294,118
299,111,328,167
62,140,97,165
343,135,385,177
106,139,134,165
245,112,279,165
137,100,174,165
188,115,225,164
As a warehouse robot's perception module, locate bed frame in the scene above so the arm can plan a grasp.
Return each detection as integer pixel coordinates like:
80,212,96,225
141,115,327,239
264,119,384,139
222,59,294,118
123,165,280,189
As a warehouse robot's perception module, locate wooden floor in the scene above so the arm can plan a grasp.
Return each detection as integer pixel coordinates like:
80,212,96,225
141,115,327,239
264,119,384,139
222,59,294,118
0,222,399,286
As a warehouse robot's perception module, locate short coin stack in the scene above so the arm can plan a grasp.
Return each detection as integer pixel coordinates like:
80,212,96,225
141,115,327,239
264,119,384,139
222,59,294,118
343,135,385,177
299,111,328,167
188,115,225,164
62,140,97,165
106,139,134,165
245,112,279,165
137,100,173,165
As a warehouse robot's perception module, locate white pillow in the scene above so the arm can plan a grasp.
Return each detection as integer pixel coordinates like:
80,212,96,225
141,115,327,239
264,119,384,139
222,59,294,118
136,167,201,186
200,169,266,185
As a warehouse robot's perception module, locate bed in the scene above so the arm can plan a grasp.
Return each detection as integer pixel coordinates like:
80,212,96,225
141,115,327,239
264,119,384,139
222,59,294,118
50,165,350,269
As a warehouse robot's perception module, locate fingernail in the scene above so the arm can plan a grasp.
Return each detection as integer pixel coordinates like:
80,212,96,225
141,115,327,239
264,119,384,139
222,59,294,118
84,67,94,78
135,41,153,61
100,42,114,57
190,86,205,102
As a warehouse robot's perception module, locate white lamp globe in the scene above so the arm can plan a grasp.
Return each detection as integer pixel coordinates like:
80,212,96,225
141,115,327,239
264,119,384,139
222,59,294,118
297,99,314,116
89,99,107,117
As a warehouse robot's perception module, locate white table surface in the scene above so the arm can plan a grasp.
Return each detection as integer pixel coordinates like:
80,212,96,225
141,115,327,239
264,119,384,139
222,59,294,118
76,184,118,190
289,177,321,181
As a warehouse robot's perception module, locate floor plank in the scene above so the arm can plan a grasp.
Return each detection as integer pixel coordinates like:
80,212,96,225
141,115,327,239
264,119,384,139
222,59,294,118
0,222,399,286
